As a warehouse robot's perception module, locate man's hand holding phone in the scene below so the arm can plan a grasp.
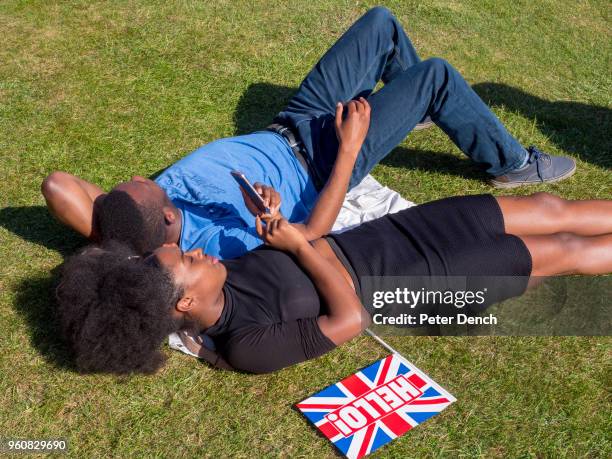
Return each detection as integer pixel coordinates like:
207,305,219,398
241,183,281,217
232,171,281,218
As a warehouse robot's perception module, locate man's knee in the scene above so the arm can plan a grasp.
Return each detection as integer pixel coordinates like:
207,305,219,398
41,171,69,200
363,6,394,23
423,57,453,74
359,6,399,35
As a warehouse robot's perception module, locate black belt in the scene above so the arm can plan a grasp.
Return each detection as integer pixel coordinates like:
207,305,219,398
266,122,324,191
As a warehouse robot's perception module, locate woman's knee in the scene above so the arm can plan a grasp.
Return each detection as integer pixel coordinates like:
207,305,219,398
528,232,585,276
553,232,584,252
556,232,590,274
529,192,569,218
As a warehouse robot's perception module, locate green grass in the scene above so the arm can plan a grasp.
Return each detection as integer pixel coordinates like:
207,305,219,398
1,0,610,457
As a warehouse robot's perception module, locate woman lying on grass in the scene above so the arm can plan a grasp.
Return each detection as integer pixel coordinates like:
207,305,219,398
56,99,612,374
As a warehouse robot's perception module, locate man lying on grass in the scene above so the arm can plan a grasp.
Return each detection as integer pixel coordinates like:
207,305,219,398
43,7,575,260
55,97,612,374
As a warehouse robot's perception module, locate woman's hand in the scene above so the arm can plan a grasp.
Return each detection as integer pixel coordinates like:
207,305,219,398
255,215,308,253
290,98,372,242
334,97,371,160
241,182,281,217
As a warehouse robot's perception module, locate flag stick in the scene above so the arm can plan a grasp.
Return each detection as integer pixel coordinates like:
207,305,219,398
364,328,402,356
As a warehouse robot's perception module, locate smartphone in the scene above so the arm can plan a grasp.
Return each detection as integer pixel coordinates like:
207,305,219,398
231,170,271,214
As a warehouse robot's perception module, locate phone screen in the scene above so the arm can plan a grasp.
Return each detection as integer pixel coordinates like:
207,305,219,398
231,171,270,214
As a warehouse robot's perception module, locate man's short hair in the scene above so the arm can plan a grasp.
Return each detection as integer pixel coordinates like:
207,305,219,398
98,190,166,254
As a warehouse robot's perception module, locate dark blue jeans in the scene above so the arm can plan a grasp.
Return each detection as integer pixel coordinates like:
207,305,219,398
276,6,526,188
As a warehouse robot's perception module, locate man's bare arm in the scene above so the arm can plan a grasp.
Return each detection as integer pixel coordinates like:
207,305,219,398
41,171,106,240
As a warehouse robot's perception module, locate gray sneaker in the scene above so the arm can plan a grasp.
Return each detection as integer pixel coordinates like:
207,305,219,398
414,116,434,131
490,146,576,188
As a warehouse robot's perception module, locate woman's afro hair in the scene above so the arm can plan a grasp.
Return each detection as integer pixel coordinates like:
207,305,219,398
56,241,182,374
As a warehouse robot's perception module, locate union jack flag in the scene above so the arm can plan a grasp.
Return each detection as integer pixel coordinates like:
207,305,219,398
296,354,456,458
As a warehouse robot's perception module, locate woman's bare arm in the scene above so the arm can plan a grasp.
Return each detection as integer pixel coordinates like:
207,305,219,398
295,240,371,344
293,98,371,240
41,171,106,240
256,216,370,345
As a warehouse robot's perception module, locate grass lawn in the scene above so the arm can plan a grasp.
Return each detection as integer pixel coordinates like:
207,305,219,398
0,0,610,457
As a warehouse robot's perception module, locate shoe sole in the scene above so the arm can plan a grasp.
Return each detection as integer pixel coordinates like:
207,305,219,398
490,162,577,189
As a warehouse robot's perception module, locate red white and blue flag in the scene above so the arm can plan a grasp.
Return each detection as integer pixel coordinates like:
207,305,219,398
296,354,456,458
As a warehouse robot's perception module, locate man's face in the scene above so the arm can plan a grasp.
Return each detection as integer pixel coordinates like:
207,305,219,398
112,176,169,207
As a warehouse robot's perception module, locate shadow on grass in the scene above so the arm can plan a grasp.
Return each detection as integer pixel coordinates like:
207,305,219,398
379,146,489,181
0,207,79,369
12,269,75,371
0,206,85,256
473,82,612,169
233,82,296,135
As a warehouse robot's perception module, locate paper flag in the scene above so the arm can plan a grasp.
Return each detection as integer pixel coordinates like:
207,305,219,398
296,354,456,458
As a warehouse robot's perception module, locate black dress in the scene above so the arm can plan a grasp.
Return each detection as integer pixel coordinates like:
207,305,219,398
327,193,532,315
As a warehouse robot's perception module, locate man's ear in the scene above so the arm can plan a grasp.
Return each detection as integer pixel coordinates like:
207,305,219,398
163,206,176,225
176,296,196,313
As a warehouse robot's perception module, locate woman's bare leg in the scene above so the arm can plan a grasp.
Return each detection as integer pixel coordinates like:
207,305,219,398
496,193,612,236
520,232,612,276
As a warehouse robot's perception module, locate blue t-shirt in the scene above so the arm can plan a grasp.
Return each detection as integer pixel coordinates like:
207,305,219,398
155,131,319,259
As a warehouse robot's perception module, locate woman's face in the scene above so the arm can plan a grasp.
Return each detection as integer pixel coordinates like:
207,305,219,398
152,244,227,317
